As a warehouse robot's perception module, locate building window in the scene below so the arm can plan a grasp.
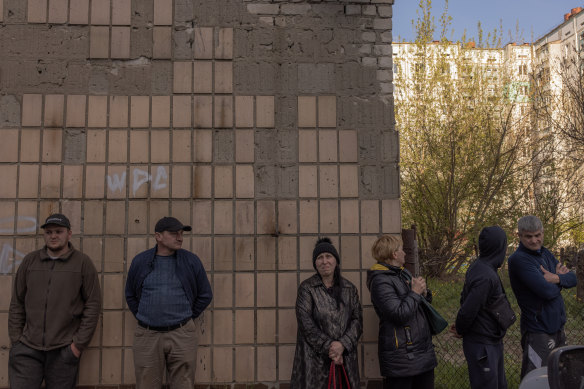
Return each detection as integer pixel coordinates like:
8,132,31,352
519,64,528,75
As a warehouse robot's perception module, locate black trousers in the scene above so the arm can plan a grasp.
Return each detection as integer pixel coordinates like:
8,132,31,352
520,329,566,378
9,342,80,389
383,369,434,389
463,340,508,389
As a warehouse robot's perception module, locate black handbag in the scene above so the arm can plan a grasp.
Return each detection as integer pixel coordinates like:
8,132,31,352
486,293,516,330
420,297,448,335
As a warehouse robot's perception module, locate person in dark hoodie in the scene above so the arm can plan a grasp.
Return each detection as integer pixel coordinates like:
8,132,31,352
508,215,577,378
367,234,437,389
453,225,510,389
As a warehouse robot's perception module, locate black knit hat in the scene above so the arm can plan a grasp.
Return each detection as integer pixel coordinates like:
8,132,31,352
312,237,340,269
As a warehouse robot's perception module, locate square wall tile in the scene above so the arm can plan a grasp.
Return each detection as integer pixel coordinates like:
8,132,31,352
256,236,276,271
108,130,128,162
109,96,129,128
111,0,130,25
0,129,18,162
214,165,233,198
340,165,359,198
193,27,213,59
111,27,131,58
102,311,123,346
194,166,212,198
298,166,317,198
19,129,41,162
44,94,64,127
90,26,109,58
101,348,122,384
193,96,213,128
48,0,68,23
235,346,255,382
213,200,233,235
106,165,127,198
0,0,3,22
84,165,106,198
256,96,275,128
298,130,317,162
83,201,104,234
318,129,338,162
105,201,125,234
278,273,297,307
82,237,103,272
235,165,254,198
42,129,62,162
278,237,297,270
78,349,99,385
173,61,192,94
127,201,147,234
40,165,61,198
298,96,316,128
212,347,233,382
319,165,338,198
173,96,191,128
256,274,276,308
320,200,338,234
216,28,233,59
194,130,212,162
130,96,150,128
88,95,108,127
235,201,254,235
150,130,170,163
340,199,359,234
214,62,233,94
235,273,254,307
192,201,211,234
235,310,254,344
69,0,89,24
214,236,233,271
278,309,297,343
63,165,84,198
257,309,276,342
104,237,124,272
361,235,377,269
195,347,210,382
213,310,233,345
279,345,296,381
318,95,336,128
339,130,358,162
66,95,87,127
193,61,213,93
214,96,233,128
235,96,253,128
277,201,297,234
172,130,192,162
151,96,170,127
150,165,170,199
299,200,318,234
91,0,110,25
16,202,37,237
153,27,172,58
213,273,233,308
256,201,275,235
28,0,47,23
18,165,39,198
154,0,172,25
22,94,42,127
361,200,380,234
340,235,360,270
257,346,277,381
129,131,149,163
235,130,254,163
235,237,254,271
382,199,401,234
102,274,124,309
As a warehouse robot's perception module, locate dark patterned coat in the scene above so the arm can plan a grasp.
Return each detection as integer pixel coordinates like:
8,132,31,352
290,274,363,389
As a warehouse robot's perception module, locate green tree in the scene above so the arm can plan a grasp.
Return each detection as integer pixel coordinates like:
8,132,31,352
395,0,550,276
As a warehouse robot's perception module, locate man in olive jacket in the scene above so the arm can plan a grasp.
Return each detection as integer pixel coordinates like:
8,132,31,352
8,213,101,389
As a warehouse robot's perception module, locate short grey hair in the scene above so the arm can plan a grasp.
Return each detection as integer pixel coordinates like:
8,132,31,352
517,215,543,233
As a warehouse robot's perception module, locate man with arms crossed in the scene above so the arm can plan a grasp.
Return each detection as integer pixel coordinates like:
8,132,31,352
508,215,577,378
8,213,101,388
126,216,212,388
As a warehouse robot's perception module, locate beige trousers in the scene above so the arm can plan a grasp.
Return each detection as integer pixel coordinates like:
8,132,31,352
133,319,200,389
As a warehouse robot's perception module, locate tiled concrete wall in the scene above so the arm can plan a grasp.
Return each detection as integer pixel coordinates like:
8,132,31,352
0,0,398,386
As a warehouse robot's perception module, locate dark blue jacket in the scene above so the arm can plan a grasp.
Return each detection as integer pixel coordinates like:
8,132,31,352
125,246,213,319
508,242,577,334
456,226,508,344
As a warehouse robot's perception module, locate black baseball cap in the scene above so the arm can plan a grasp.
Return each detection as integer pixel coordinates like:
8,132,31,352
155,217,192,233
41,213,71,229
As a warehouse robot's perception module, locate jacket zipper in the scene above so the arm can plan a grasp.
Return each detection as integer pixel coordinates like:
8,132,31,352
42,260,56,347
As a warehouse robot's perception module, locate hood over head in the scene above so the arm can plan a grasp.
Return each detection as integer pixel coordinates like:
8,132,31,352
478,225,507,269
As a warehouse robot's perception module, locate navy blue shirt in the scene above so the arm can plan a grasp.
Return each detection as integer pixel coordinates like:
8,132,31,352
136,255,192,326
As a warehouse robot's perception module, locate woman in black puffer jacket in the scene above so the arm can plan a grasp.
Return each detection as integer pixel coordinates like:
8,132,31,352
367,235,437,389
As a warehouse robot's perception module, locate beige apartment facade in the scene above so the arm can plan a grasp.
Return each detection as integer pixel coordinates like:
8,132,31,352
0,0,399,387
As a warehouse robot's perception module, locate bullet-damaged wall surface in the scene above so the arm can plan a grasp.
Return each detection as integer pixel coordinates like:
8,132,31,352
0,0,399,387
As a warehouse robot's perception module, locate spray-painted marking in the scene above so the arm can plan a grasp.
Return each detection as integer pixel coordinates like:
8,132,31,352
0,243,26,274
107,166,169,196
0,216,38,234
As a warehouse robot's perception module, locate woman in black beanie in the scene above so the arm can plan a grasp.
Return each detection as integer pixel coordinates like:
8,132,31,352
290,237,363,388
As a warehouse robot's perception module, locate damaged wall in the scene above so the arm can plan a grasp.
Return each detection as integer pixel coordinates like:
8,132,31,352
0,0,399,387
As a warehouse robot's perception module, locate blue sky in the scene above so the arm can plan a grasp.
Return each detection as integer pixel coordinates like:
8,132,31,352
393,0,583,44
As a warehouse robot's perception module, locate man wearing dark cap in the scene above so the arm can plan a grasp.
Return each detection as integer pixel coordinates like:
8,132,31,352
125,216,212,389
8,213,101,389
